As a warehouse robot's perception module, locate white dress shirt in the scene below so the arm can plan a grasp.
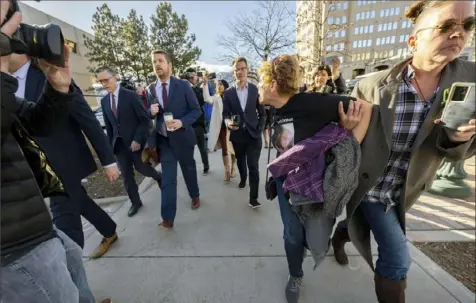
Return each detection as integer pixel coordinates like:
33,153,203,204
11,60,31,99
235,82,249,111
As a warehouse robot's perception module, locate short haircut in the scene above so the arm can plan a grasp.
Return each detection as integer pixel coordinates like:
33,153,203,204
312,65,332,79
95,66,116,76
258,54,299,97
405,0,448,33
232,56,248,67
151,49,171,63
185,67,197,73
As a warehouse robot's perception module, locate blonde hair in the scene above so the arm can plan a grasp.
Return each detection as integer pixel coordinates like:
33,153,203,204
258,55,300,97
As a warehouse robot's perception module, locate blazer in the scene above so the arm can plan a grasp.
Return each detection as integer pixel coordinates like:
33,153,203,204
26,64,115,185
146,77,201,150
101,86,149,150
222,83,266,143
346,57,476,271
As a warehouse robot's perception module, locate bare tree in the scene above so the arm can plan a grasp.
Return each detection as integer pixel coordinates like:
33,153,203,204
296,0,351,68
216,1,295,65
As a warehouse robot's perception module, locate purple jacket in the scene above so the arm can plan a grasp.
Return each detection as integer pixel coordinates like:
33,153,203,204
267,123,352,202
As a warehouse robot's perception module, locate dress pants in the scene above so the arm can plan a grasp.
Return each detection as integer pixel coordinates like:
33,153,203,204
50,182,117,248
158,135,199,222
115,138,162,207
232,133,262,200
194,125,209,170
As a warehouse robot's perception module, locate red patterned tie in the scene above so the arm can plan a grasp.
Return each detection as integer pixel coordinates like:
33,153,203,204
162,82,168,108
111,94,117,117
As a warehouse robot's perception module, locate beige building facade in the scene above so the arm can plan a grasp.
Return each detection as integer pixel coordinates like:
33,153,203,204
18,2,97,106
296,0,476,83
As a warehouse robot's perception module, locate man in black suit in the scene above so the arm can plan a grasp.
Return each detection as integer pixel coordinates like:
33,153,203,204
8,54,120,259
97,67,162,218
223,57,266,208
183,67,210,174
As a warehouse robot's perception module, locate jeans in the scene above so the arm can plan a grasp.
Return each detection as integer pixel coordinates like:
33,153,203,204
1,229,95,303
276,177,335,278
360,201,412,280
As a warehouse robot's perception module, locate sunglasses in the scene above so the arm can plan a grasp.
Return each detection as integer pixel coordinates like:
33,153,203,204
417,17,475,35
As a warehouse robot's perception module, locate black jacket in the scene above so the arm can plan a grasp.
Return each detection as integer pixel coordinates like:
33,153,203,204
1,72,74,264
191,83,205,128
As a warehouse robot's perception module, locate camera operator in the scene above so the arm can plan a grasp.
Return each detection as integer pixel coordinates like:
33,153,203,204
184,67,210,174
0,2,111,302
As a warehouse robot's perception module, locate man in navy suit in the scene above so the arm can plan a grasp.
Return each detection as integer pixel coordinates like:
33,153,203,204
97,67,163,218
147,49,202,229
223,57,266,208
8,54,120,259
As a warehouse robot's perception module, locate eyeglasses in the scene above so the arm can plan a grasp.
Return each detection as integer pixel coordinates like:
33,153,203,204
98,77,112,84
416,17,475,35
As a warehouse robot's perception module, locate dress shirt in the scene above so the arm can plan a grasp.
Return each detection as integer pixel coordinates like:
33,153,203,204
154,78,170,109
236,82,248,111
11,60,31,99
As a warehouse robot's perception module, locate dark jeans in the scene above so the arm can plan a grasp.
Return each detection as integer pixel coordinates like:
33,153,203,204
232,135,262,200
115,138,162,206
276,177,335,278
50,182,116,248
194,125,209,169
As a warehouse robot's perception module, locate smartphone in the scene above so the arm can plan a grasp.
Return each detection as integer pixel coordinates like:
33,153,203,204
440,82,476,130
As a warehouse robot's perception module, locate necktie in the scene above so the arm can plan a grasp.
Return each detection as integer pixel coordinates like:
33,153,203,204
111,94,118,117
162,82,168,108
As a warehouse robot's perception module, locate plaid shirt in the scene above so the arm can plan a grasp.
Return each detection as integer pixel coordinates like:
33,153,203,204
365,65,439,210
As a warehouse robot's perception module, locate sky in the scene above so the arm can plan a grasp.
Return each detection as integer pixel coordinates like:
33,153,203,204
21,0,296,72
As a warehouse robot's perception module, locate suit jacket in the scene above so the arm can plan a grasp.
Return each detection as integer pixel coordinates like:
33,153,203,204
146,77,201,150
346,57,476,271
26,64,116,185
222,83,266,143
101,86,149,151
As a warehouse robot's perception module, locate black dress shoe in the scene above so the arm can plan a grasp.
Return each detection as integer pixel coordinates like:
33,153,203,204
203,167,210,175
238,180,246,189
249,199,262,209
128,204,142,217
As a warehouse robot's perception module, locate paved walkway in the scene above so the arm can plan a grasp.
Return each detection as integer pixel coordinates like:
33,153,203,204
83,150,475,303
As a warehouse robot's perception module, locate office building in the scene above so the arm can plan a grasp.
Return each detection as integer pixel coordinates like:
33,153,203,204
296,0,475,83
19,2,97,106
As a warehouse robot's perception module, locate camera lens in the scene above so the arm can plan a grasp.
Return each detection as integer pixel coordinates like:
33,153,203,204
19,23,65,67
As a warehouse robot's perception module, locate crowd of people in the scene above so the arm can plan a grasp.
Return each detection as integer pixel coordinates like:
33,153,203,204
1,0,476,303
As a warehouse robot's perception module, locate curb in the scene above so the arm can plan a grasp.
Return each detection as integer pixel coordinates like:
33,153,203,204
409,243,475,303
45,166,160,207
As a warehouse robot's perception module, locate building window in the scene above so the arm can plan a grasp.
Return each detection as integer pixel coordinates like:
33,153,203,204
342,16,347,24
393,22,398,30
328,32,333,38
355,27,359,35
363,40,367,47
383,23,388,31
326,45,332,51
358,40,362,48
385,9,390,16
366,11,370,19
337,3,342,10
371,10,376,18
359,27,364,34
378,24,382,31
357,0,362,6
341,30,346,38
386,36,391,44
376,38,381,45
366,53,371,60
370,25,374,33
400,34,405,42
405,34,410,41
340,43,344,50
395,7,400,15
65,39,77,54
343,2,348,9
353,41,358,48
328,17,334,24
391,36,396,43
336,17,340,24
364,26,369,33
380,10,384,18
402,21,407,29
390,8,395,15
334,31,339,38
368,39,372,46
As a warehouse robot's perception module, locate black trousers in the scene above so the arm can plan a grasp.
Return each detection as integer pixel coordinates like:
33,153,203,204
232,134,262,200
115,138,162,206
194,125,209,169
50,182,117,248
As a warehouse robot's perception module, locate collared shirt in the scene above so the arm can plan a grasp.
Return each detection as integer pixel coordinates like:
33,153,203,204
154,78,170,109
236,82,249,111
110,85,120,110
11,60,31,99
365,64,438,210
268,123,352,202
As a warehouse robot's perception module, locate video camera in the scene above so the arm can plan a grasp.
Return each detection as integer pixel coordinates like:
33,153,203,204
119,76,136,91
0,0,66,67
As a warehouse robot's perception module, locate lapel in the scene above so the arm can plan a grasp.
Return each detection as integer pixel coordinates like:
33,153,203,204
104,92,117,125
245,83,255,113
377,82,400,148
231,86,244,114
167,77,178,110
25,64,46,103
116,87,125,120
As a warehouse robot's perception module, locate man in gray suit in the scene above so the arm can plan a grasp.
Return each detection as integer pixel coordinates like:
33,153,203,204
329,1,475,302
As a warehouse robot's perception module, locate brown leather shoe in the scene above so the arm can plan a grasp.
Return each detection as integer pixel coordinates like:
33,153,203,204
331,225,350,265
159,220,174,229
90,233,118,259
97,299,113,303
192,197,200,209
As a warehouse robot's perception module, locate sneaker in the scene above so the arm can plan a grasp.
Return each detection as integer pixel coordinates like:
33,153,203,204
203,167,210,175
248,199,261,209
285,275,303,303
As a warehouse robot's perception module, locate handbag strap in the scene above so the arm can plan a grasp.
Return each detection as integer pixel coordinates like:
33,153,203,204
265,107,275,180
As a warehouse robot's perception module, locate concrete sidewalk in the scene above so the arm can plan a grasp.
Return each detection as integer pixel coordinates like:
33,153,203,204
83,150,475,303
